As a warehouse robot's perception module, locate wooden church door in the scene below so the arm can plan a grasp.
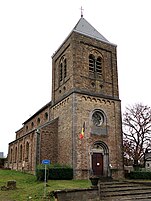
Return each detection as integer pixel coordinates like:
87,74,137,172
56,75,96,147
92,153,103,176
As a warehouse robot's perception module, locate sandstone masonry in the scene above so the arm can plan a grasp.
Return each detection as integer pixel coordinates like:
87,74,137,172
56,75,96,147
7,17,124,179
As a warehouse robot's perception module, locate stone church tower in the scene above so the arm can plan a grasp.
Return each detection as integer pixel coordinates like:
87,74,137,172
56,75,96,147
7,16,124,179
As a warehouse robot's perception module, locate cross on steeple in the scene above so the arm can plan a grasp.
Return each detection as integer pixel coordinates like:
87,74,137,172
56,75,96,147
80,6,84,18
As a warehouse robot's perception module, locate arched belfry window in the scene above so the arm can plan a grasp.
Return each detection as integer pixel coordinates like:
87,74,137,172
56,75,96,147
59,56,67,82
89,53,103,77
89,54,95,73
96,57,102,75
64,58,67,78
60,63,63,81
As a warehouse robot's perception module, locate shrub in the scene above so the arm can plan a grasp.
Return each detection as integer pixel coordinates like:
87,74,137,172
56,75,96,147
49,167,73,180
36,164,73,181
0,158,5,168
128,171,151,180
36,166,49,181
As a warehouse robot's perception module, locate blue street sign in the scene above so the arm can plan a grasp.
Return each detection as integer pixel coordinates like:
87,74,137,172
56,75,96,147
42,159,51,165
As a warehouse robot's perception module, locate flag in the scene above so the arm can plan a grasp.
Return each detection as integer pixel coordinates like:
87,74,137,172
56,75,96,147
79,122,85,139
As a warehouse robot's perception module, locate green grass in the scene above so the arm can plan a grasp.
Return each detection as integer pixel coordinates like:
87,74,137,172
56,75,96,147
0,169,91,201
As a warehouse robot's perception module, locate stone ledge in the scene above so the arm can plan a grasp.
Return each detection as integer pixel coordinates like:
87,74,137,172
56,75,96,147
52,188,99,201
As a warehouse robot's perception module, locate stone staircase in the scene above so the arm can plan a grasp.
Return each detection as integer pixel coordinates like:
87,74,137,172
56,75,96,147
99,181,151,200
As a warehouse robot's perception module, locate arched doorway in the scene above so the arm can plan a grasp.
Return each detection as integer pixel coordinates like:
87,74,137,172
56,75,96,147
91,141,110,177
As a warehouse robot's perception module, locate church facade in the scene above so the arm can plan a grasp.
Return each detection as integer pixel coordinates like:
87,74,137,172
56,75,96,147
7,17,124,179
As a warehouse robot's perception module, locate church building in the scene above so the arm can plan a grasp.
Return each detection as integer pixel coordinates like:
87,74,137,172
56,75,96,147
7,16,124,179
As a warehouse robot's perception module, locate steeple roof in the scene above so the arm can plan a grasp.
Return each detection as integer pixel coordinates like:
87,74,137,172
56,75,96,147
73,17,110,44
52,17,115,58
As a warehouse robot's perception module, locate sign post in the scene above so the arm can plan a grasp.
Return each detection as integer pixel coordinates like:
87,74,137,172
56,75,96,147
42,159,50,198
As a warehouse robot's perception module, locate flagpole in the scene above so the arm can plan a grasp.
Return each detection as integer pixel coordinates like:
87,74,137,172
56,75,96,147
79,121,90,179
85,123,89,180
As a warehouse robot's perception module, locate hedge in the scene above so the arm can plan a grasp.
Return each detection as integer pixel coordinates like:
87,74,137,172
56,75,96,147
128,171,151,180
49,167,73,180
36,165,73,181
0,158,5,168
36,168,49,181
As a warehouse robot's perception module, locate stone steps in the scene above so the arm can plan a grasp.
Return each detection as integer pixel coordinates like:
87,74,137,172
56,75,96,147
100,181,151,201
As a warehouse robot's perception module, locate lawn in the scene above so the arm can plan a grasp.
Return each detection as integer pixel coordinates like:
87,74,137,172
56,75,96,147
0,169,91,201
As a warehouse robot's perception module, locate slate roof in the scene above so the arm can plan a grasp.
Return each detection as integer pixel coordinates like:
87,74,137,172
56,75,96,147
22,101,52,125
73,17,110,44
52,17,115,57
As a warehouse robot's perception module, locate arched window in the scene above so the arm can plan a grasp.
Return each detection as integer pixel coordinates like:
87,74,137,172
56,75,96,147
26,142,29,161
90,109,107,135
20,144,22,161
64,58,67,78
89,54,103,77
96,57,102,75
45,112,48,120
26,125,28,132
31,122,34,129
60,62,63,81
10,148,13,163
37,118,40,125
89,54,95,72
15,147,17,163
92,110,104,127
59,56,67,82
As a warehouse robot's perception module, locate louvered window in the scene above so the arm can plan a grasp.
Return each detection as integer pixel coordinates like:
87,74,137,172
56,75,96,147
60,63,63,81
59,57,67,82
96,57,102,75
89,54,95,72
64,58,67,78
89,54,102,77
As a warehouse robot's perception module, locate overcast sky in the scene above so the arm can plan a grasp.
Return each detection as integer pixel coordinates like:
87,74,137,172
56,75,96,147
0,0,151,156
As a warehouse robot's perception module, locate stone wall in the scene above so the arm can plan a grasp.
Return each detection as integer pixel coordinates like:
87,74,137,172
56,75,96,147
40,119,58,163
8,130,36,173
50,28,124,179
52,96,73,166
73,93,124,179
8,102,52,173
53,188,100,201
71,31,119,99
7,18,124,180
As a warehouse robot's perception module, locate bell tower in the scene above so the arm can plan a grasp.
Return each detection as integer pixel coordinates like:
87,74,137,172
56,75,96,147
51,16,124,179
52,17,119,105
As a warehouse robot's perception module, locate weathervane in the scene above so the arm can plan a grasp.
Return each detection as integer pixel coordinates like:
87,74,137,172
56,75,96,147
80,6,84,18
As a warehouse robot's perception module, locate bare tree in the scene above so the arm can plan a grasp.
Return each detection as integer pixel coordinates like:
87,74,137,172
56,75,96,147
123,103,151,166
